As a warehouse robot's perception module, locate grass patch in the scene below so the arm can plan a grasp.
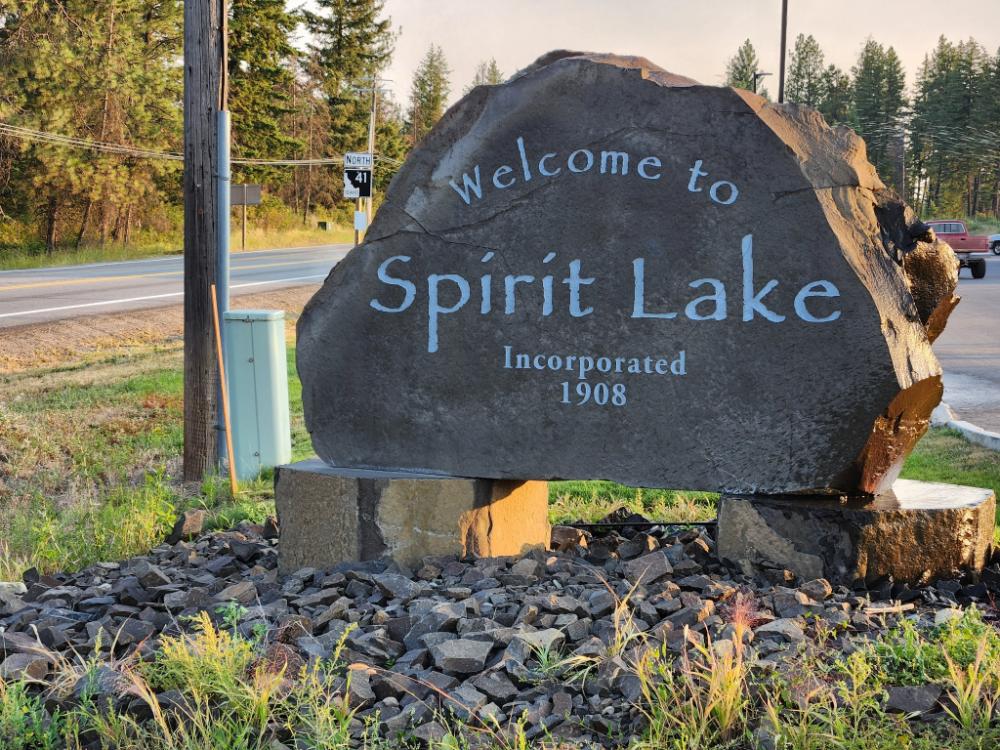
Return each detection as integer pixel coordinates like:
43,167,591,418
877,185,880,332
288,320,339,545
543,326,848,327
0,611,358,749
874,608,1000,686
635,609,1000,750
963,216,1000,236
549,481,718,526
900,427,1000,500
0,346,291,578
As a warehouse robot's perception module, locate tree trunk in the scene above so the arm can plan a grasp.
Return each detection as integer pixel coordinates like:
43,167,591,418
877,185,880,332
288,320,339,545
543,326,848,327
182,0,222,480
302,107,313,225
303,165,312,225
123,204,132,246
44,196,59,253
76,199,93,249
99,202,110,246
993,159,1000,219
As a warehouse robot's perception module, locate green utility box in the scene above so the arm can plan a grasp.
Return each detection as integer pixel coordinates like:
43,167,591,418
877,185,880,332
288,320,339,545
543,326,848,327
223,310,292,480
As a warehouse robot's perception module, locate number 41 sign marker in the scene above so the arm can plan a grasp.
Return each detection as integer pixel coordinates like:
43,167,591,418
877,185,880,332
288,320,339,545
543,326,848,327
344,151,373,199
343,168,372,199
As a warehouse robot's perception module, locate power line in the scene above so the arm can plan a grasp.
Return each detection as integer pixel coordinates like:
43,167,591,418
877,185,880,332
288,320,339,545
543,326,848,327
0,122,401,168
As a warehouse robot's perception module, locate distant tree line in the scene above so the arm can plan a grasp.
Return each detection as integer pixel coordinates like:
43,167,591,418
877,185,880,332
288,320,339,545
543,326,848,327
2,3,996,256
726,36,1000,219
0,0,494,253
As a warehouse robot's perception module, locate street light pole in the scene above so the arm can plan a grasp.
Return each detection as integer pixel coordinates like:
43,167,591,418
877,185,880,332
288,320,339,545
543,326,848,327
752,71,771,95
778,0,789,103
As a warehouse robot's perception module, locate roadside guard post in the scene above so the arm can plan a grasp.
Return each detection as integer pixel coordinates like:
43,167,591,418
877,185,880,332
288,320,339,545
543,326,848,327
223,310,292,480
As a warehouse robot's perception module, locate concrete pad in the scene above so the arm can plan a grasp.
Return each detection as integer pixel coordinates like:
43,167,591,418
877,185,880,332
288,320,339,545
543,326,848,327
275,460,549,574
717,478,995,586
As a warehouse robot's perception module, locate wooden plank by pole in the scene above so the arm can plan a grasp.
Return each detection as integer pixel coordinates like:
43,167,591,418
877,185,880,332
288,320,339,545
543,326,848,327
242,184,247,250
182,0,223,480
211,284,239,496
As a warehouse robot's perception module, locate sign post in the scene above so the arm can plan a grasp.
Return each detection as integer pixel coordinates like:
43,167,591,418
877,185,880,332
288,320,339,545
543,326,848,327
231,183,262,250
344,152,373,246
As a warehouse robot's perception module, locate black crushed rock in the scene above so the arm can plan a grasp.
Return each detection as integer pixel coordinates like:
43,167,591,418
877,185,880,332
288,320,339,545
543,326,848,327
2,514,999,748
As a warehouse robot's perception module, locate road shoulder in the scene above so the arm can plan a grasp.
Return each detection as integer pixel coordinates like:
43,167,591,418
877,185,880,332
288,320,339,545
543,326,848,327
0,285,318,374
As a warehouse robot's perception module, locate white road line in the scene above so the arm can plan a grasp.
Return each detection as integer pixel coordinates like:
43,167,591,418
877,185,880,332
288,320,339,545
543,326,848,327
0,274,327,319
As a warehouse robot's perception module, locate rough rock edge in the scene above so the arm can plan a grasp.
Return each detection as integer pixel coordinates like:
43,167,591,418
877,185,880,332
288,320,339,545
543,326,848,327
729,92,957,494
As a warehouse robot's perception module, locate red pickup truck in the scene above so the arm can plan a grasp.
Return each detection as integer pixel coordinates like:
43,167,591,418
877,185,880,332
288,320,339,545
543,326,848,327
927,220,989,278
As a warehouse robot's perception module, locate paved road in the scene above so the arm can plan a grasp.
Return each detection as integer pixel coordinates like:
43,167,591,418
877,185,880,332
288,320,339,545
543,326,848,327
0,244,350,328
934,256,1000,433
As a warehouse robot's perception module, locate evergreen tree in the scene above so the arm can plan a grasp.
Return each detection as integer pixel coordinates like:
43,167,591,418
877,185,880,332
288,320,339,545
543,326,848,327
852,39,907,187
371,94,409,194
465,58,503,93
407,44,451,145
785,34,826,108
305,0,394,156
818,64,853,125
228,0,301,185
725,39,768,98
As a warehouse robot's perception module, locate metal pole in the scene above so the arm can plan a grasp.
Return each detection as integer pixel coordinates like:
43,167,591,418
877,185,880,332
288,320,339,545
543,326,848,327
778,0,788,103
216,109,230,468
215,0,231,475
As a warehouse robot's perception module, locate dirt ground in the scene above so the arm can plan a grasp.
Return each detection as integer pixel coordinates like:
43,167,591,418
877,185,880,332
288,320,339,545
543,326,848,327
0,285,319,374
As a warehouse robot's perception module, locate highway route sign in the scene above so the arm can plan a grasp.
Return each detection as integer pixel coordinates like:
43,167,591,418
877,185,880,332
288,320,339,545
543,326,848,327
344,168,372,199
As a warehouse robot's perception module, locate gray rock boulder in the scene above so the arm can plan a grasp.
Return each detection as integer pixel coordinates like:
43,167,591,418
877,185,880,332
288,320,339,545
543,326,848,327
298,51,956,494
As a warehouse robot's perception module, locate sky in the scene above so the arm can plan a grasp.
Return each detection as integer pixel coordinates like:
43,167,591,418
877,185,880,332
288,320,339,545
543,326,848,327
377,0,1000,105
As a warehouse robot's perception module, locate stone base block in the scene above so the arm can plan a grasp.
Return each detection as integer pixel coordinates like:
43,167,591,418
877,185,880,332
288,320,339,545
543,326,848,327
717,479,995,586
275,460,550,574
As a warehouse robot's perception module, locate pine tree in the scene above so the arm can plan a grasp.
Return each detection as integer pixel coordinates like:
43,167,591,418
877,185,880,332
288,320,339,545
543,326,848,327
818,64,853,125
229,0,301,185
465,58,503,93
725,39,767,98
371,94,409,194
785,34,826,108
305,0,394,156
852,39,907,188
407,44,451,146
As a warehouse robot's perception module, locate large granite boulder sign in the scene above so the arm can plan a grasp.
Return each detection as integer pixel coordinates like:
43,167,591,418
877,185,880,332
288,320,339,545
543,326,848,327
298,51,958,495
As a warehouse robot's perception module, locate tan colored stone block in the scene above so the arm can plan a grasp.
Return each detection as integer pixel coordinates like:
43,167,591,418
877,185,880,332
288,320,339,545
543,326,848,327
275,461,549,574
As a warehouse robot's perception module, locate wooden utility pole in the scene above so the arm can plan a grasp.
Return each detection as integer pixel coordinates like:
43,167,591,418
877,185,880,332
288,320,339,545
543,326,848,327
183,0,224,480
